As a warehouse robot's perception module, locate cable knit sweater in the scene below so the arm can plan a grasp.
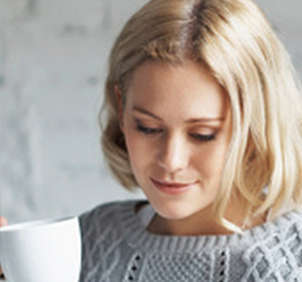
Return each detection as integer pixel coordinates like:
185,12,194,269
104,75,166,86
79,199,302,282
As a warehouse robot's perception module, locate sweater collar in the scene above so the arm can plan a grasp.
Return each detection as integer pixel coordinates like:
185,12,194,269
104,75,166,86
119,199,302,253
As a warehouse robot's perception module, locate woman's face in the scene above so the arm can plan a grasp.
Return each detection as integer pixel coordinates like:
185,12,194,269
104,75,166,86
118,60,233,233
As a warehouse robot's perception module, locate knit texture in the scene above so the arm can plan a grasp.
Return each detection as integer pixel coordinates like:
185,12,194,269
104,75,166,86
79,199,302,281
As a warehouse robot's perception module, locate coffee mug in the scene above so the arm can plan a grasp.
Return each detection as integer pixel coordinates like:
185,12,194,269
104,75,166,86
0,216,81,282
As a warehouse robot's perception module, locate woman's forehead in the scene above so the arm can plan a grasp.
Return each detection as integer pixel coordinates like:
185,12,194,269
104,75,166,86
126,60,230,119
128,60,225,95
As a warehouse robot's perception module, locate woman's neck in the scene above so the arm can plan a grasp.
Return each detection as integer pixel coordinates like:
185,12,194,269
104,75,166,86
146,201,268,236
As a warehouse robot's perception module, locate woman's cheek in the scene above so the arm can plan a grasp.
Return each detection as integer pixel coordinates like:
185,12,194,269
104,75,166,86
194,145,226,179
206,145,229,177
125,131,151,169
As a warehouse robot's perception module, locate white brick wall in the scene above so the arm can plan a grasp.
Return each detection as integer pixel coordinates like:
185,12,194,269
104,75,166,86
0,0,301,224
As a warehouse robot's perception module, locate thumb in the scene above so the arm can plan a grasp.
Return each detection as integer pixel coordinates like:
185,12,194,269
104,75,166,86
0,216,8,227
0,217,8,277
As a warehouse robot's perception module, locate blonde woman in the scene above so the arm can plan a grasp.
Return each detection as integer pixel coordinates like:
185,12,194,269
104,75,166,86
1,0,302,281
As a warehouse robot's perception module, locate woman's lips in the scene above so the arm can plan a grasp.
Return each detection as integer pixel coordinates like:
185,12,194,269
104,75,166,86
150,178,197,195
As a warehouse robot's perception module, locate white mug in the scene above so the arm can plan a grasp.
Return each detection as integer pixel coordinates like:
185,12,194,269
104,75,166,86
0,216,81,282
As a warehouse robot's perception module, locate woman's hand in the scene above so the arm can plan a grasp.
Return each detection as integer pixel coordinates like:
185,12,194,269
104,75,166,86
0,216,8,279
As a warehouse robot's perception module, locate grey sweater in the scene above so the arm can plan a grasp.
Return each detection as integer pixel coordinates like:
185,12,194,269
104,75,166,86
79,199,302,281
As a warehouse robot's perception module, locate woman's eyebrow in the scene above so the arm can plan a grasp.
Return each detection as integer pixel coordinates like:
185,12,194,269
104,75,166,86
133,106,225,123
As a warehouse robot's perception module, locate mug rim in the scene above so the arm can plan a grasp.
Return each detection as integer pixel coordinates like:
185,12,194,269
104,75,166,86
0,216,78,233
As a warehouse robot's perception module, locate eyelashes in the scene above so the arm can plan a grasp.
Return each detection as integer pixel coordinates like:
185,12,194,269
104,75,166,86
190,133,216,142
136,124,161,134
135,123,217,142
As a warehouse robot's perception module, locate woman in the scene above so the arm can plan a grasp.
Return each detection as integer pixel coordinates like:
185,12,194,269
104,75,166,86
1,0,302,281
79,0,302,280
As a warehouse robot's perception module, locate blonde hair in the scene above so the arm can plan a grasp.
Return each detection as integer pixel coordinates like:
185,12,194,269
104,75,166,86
99,0,302,233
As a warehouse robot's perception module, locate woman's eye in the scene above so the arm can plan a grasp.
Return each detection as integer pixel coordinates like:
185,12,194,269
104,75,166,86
136,124,162,135
190,133,216,142
136,123,216,142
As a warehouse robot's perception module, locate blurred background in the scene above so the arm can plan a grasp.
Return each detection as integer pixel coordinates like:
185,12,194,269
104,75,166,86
0,0,301,224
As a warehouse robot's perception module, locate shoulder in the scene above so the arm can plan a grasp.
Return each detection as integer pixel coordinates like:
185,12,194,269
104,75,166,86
264,209,302,243
281,209,302,232
243,210,302,279
78,199,144,280
79,199,133,231
79,200,124,225
284,209,302,238
79,199,144,242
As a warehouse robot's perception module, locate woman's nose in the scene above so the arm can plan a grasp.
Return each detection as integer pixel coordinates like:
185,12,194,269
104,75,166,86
157,133,189,173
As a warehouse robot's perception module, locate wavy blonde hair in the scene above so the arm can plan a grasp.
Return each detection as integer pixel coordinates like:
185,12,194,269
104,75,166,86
99,0,302,232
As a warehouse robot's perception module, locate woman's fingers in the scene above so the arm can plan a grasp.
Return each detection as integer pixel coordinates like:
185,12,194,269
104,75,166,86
0,216,8,279
0,217,8,227
0,266,4,279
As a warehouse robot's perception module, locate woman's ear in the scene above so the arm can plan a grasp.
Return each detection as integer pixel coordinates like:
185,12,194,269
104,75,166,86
114,85,124,132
